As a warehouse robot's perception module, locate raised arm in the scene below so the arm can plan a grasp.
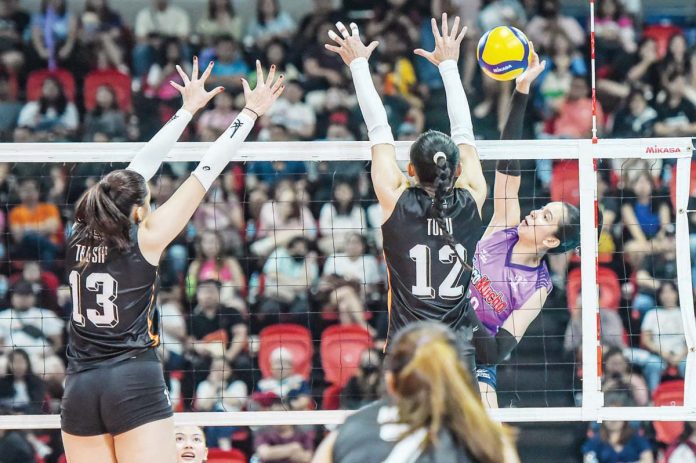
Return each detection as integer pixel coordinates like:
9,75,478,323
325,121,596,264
127,57,225,182
326,22,407,221
483,43,546,239
139,62,284,264
415,14,486,212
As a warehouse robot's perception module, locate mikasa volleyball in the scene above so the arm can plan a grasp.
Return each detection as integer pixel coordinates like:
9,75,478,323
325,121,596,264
477,26,532,81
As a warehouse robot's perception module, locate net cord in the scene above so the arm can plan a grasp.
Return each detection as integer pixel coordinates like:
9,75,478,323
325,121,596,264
0,138,693,429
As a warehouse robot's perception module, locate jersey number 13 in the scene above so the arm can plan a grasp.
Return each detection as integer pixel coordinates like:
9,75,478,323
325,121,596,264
69,270,120,328
409,244,467,299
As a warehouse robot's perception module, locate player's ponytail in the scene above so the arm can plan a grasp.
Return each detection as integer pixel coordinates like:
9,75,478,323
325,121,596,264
386,322,513,463
72,169,149,250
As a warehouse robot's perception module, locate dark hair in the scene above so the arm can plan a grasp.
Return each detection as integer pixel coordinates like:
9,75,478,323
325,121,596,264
257,0,279,26
91,84,120,116
41,0,66,16
677,422,695,445
332,180,356,215
39,76,68,116
85,0,117,23
71,169,148,251
208,0,235,19
216,34,237,47
547,203,581,254
385,322,511,463
409,130,465,263
657,280,679,307
198,278,222,290
158,37,182,66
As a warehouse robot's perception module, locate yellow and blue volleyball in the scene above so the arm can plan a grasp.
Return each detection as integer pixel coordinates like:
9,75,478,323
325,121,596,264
477,26,531,81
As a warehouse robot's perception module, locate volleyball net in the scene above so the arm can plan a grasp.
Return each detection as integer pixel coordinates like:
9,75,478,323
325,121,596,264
0,137,693,431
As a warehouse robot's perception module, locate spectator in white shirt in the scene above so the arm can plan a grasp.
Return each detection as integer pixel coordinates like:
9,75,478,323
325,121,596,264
16,76,78,142
0,280,64,369
318,181,367,255
132,0,191,78
323,233,381,288
265,81,316,139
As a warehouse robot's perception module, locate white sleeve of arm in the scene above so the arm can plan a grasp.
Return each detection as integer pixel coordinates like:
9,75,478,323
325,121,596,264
348,57,394,146
126,108,193,181
191,113,254,191
438,60,475,147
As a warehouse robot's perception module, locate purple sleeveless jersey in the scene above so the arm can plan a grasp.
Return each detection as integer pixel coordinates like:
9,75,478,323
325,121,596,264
468,227,553,334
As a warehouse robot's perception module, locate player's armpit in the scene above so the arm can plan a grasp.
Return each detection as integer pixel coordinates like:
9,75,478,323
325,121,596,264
454,144,486,212
371,144,408,222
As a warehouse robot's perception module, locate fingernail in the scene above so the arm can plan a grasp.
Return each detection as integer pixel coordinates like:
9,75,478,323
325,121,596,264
272,65,276,69
209,61,213,66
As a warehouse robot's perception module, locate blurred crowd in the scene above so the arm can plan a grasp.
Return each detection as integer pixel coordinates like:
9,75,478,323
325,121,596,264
0,0,694,462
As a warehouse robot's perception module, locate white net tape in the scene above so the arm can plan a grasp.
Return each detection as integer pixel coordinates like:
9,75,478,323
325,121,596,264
0,137,693,429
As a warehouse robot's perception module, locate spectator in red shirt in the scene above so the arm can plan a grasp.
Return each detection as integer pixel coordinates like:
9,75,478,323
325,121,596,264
551,75,604,138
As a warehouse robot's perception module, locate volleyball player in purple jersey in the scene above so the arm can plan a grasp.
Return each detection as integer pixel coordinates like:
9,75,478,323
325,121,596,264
463,47,584,408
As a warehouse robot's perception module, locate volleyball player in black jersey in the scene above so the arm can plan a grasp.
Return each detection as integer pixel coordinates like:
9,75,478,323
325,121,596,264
61,59,284,463
326,17,486,368
312,322,519,463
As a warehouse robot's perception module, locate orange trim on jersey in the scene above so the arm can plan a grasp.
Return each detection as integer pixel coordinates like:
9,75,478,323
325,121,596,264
146,273,160,346
384,251,393,354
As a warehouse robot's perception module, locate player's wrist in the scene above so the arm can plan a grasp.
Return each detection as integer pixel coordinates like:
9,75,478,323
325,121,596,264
515,82,531,94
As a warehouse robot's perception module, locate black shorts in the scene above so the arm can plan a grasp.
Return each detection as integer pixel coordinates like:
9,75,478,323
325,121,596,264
61,350,173,436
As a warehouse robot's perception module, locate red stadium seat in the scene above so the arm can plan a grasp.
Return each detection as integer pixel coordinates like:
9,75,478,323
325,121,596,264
57,455,66,463
652,380,685,445
566,266,621,311
26,68,76,102
322,383,343,410
258,324,313,380
206,448,247,463
669,162,696,209
550,161,580,207
84,69,132,112
321,324,372,387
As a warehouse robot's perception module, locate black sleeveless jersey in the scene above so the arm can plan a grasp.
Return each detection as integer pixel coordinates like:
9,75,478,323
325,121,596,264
65,227,160,373
382,187,483,339
333,400,474,463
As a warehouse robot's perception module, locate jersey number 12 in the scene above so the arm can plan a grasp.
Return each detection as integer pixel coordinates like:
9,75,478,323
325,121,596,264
409,244,467,299
69,270,120,328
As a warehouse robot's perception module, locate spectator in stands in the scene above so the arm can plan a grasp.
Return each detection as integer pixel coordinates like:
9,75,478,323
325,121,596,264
538,50,573,115
257,347,311,409
302,21,346,91
29,0,79,71
204,35,249,91
550,75,604,138
318,182,366,255
246,132,308,190
0,349,46,414
478,0,527,32
0,0,29,55
251,184,317,257
15,76,79,142
133,0,190,77
246,0,297,50
582,392,653,462
189,279,248,366
186,230,246,309
80,0,126,72
196,0,243,44
175,426,208,463
257,236,318,326
265,81,316,139
340,348,382,410
0,425,35,463
0,72,22,139
316,277,374,333
654,70,696,137
8,179,63,266
525,0,585,52
594,0,636,71
194,357,247,449
601,347,649,407
192,181,245,253
41,354,64,414
197,90,238,141
11,260,59,314
631,281,686,393
599,37,661,103
323,233,381,290
159,290,188,372
82,84,128,142
145,38,190,104
254,398,314,463
263,39,300,82
621,170,672,267
295,0,341,51
611,87,657,138
664,422,696,463
0,280,64,367
661,34,691,86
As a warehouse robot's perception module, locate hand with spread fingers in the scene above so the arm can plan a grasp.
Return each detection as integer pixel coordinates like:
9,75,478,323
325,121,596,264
324,21,379,66
514,42,546,94
170,56,226,114
414,13,468,66
240,60,285,118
